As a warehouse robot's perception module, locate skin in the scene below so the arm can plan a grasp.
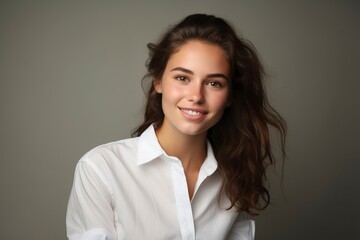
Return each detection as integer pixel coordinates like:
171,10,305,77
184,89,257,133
155,40,231,199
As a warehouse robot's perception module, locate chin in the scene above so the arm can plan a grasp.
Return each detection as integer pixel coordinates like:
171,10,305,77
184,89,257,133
177,126,209,137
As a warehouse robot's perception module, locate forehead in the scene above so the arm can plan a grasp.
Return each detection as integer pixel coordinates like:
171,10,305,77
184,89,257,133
166,40,230,75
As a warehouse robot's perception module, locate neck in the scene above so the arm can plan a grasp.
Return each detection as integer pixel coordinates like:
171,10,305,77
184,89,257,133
155,126,207,171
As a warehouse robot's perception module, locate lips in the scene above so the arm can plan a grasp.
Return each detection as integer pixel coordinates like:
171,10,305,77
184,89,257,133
182,109,202,116
179,107,208,119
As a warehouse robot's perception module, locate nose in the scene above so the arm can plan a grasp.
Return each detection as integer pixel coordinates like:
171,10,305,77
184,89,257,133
186,82,205,104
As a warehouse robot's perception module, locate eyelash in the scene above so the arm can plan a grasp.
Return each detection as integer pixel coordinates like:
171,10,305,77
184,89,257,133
175,75,224,88
207,81,222,88
175,75,188,81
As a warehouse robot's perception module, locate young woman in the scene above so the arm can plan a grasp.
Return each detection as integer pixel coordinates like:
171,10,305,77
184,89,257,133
66,14,286,240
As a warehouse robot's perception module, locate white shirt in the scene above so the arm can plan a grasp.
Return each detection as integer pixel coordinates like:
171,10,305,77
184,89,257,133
66,125,255,240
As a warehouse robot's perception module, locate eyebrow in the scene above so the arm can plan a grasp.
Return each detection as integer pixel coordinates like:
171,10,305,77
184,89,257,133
170,67,229,81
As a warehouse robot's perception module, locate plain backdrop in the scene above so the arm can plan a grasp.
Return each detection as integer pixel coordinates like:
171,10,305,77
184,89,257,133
0,0,359,239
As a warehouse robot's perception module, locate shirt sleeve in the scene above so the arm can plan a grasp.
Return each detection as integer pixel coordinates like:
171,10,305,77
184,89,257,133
227,212,255,240
66,160,117,240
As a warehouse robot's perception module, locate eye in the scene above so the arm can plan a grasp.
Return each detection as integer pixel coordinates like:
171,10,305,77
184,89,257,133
175,75,187,81
207,81,223,88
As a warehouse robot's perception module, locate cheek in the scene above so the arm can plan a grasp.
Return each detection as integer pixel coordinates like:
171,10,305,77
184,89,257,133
162,85,183,102
211,92,231,109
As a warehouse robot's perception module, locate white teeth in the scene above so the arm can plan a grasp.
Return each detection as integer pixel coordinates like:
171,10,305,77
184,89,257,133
182,109,201,116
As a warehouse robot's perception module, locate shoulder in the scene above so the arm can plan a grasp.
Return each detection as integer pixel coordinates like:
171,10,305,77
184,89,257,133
78,136,140,169
76,125,159,172
70,137,142,200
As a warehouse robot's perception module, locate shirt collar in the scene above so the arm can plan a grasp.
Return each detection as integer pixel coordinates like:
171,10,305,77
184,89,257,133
201,141,218,176
137,124,165,165
136,124,218,175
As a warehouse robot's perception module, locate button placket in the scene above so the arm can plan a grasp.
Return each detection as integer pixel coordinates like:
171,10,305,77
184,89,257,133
169,157,195,240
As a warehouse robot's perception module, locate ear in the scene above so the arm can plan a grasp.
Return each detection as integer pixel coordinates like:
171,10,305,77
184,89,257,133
154,79,162,93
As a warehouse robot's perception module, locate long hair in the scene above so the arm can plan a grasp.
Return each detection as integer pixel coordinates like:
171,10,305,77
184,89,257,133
132,14,286,215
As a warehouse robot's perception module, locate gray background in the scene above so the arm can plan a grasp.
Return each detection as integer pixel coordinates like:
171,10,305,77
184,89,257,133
1,0,359,239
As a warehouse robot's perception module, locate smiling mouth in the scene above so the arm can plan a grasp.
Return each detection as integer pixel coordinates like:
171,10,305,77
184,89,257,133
179,108,207,116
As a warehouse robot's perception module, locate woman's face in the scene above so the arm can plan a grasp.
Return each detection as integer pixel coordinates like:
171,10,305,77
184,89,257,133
155,40,231,138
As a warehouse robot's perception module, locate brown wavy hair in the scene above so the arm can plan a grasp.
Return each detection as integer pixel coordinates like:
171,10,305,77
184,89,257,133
132,14,286,215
